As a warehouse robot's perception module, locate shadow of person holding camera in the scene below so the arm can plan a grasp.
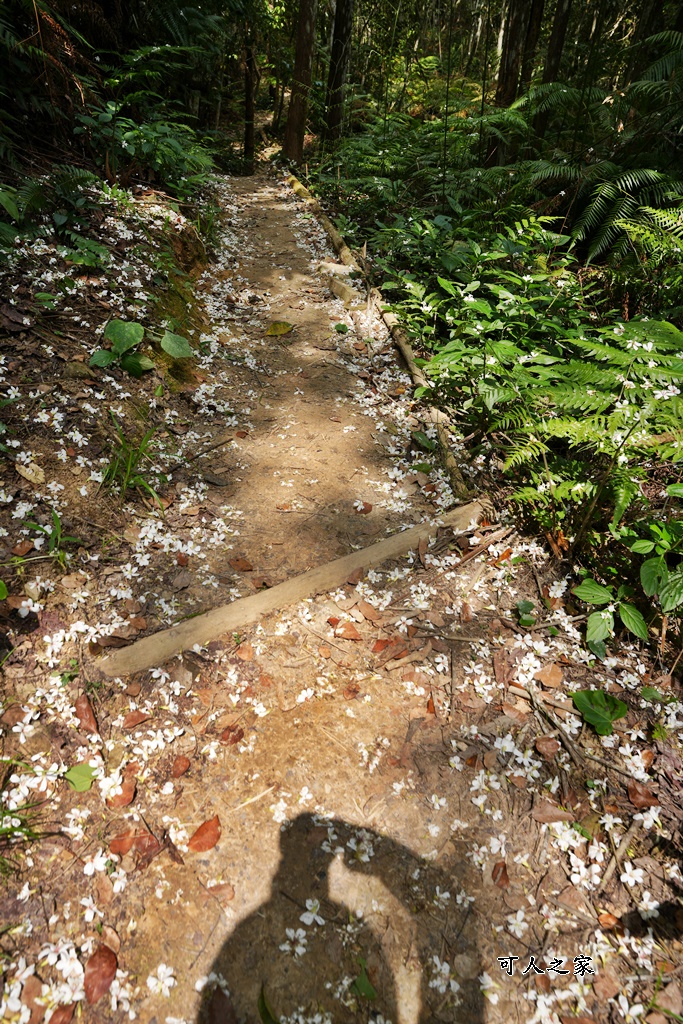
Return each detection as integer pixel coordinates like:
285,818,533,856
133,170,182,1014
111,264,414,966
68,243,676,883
197,812,483,1023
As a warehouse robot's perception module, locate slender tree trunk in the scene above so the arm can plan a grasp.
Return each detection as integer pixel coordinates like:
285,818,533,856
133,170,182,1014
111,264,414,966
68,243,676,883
533,0,573,139
283,0,319,163
542,0,573,84
243,41,256,174
494,0,531,107
323,0,354,144
624,0,660,83
519,0,545,92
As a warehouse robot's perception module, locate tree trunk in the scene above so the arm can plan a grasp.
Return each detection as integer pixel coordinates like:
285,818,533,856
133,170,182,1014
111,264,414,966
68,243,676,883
542,0,573,85
494,0,531,107
283,0,319,163
519,0,545,92
244,40,256,174
533,0,573,140
624,0,660,83
323,0,355,144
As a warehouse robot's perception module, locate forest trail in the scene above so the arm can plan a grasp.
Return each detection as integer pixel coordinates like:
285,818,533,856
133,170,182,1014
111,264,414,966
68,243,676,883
1,168,678,1024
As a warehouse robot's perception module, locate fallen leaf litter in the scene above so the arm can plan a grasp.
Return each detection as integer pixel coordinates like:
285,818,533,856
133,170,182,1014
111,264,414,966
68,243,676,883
0,169,681,1024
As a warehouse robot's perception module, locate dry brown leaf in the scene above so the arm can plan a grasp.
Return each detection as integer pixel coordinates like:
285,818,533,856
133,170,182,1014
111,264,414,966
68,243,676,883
355,501,372,515
592,966,621,1001
228,556,253,572
220,724,244,746
532,799,574,823
657,983,682,1016
343,682,360,700
124,681,141,697
75,694,98,734
188,815,221,852
129,616,147,631
176,552,189,566
460,602,474,623
206,986,239,1024
318,645,332,658
101,925,120,954
20,974,44,1021
483,749,499,769
346,567,364,585
95,871,114,907
122,710,150,730
15,462,45,485
492,547,513,566
492,860,510,889
502,700,528,723
235,430,248,438
171,755,191,778
133,833,163,870
335,621,362,641
47,1005,75,1024
106,776,136,809
206,882,235,904
559,1018,598,1024
109,829,137,857
535,663,563,688
508,773,527,788
357,600,380,622
493,649,514,687
372,638,391,653
12,540,34,557
327,615,340,628
236,642,253,662
641,749,655,770
598,911,620,929
627,779,659,809
535,736,561,760
84,945,117,1004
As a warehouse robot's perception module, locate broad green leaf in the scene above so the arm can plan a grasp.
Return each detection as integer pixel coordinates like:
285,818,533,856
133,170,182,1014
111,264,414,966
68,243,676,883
0,580,7,600
89,349,117,368
411,430,438,452
257,984,278,1024
572,578,613,605
265,321,294,336
571,689,628,736
160,331,194,359
666,483,683,498
120,353,154,377
586,609,613,643
437,276,458,296
103,319,144,355
334,322,349,333
629,539,654,554
351,957,377,1000
588,639,607,661
65,763,97,792
517,600,535,615
585,606,618,638
640,556,668,597
0,189,20,222
641,685,674,705
618,603,648,640
658,567,683,612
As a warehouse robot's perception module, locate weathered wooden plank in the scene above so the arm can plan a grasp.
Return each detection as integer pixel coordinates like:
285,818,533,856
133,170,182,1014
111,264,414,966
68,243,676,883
96,500,485,678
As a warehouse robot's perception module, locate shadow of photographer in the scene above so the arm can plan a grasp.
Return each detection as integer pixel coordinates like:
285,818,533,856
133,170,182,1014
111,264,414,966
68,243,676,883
197,812,483,1023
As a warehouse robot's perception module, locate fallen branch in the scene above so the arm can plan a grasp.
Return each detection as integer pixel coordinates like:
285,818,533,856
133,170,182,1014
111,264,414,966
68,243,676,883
286,172,477,503
598,819,640,893
95,500,485,678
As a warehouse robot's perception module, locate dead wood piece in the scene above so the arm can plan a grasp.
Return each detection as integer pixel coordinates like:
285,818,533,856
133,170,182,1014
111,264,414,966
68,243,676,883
286,171,478,504
95,501,485,678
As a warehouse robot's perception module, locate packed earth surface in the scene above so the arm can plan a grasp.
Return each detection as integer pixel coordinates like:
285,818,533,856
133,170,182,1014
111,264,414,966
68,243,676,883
1,166,682,1024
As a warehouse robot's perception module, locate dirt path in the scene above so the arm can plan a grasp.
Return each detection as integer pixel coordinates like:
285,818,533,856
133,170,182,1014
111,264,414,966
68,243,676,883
1,168,681,1024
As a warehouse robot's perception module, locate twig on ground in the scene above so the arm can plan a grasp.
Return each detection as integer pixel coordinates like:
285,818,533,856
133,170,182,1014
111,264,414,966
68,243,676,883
598,819,641,893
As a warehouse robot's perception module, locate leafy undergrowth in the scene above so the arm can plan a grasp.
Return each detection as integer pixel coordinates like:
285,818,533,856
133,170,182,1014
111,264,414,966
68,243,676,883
0,168,682,1024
